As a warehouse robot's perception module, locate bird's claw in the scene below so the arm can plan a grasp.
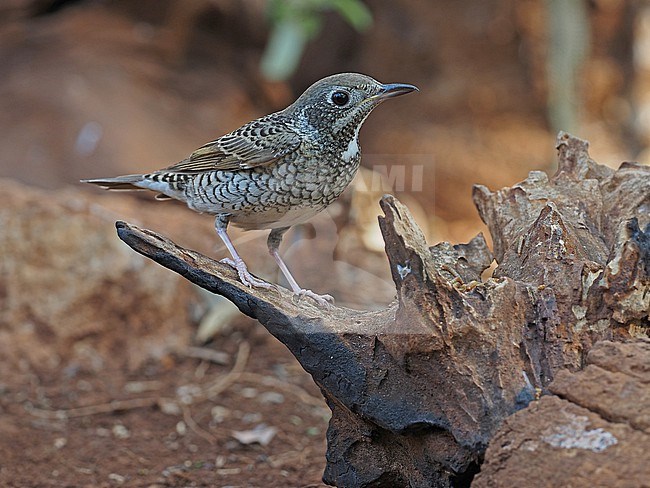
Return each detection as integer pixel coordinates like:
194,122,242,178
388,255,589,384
293,289,335,307
220,257,273,289
220,257,236,267
220,258,332,306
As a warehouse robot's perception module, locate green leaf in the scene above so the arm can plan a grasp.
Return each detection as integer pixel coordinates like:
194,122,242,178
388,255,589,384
330,0,372,31
260,19,308,81
261,0,372,80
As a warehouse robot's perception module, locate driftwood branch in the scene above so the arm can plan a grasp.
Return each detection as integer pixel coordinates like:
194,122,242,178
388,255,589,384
116,133,649,487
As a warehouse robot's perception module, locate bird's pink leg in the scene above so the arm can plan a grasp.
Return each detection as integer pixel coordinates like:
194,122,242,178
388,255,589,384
215,216,272,289
267,227,334,306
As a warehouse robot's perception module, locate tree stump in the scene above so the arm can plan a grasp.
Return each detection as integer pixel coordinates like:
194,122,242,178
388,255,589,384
116,133,649,487
473,340,650,487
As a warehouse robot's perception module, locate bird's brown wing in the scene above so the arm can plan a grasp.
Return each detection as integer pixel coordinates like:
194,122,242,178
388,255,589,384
161,115,302,173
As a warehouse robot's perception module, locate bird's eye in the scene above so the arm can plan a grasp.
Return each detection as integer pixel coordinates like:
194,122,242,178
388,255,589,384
331,91,350,106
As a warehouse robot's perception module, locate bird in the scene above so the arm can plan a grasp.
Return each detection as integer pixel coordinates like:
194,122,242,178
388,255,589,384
83,73,418,306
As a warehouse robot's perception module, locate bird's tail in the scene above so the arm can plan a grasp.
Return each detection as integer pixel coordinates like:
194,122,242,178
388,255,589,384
81,174,146,191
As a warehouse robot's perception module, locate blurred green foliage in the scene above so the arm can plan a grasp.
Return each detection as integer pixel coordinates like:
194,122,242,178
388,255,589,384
546,0,589,134
261,0,373,81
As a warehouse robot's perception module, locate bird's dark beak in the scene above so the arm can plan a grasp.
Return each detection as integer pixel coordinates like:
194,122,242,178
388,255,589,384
371,82,419,101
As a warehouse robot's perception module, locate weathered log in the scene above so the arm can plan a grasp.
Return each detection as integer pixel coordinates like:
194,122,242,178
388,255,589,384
473,340,650,487
116,133,649,487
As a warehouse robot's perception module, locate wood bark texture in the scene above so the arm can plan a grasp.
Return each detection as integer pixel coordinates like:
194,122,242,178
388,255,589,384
116,133,649,487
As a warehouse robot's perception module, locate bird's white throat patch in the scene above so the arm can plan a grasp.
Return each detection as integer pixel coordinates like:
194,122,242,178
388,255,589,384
341,122,363,163
341,136,359,163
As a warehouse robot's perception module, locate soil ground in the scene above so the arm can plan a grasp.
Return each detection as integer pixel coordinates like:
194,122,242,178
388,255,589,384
0,320,331,487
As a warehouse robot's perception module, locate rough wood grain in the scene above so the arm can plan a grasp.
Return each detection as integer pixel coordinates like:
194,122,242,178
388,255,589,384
116,133,649,487
473,341,650,488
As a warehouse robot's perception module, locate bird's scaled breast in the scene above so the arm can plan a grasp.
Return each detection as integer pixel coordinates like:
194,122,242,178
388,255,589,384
184,149,360,227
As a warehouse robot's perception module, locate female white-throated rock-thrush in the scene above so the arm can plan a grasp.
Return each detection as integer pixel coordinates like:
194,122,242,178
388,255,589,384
83,73,418,306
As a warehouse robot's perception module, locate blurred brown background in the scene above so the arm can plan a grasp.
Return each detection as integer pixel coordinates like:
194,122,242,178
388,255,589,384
0,0,646,486
2,0,644,238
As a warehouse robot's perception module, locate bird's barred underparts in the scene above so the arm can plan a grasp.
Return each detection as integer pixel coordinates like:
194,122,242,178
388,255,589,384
83,73,417,305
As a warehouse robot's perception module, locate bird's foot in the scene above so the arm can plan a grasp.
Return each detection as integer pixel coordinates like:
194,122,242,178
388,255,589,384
293,289,335,307
220,257,273,289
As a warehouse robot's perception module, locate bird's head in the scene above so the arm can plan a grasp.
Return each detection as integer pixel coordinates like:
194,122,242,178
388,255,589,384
287,73,418,139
